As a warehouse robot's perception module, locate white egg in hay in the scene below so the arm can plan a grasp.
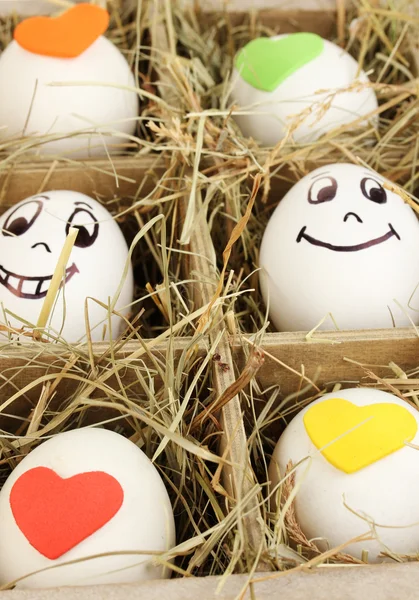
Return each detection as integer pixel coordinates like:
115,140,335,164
0,190,134,342
269,388,419,562
0,4,138,158
259,163,419,331
230,33,378,146
0,428,176,588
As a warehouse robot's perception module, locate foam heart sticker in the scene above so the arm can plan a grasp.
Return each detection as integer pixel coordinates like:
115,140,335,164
10,467,124,560
235,33,324,93
14,4,110,59
304,398,418,474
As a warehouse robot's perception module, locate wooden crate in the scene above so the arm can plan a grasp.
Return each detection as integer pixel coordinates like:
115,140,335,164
1,0,418,597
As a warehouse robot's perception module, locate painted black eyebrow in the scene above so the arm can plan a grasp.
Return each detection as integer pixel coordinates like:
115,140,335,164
310,171,331,180
33,195,50,200
74,201,93,209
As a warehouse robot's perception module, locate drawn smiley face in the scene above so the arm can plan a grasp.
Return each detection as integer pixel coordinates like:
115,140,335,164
0,190,134,342
296,172,401,252
259,163,419,331
0,195,99,299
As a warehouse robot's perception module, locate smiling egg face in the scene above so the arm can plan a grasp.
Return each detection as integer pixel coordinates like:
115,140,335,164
0,190,134,342
259,163,419,331
269,388,419,561
0,428,176,588
230,33,378,146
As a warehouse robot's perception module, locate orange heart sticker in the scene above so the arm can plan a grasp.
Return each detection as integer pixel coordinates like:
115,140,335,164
14,4,110,59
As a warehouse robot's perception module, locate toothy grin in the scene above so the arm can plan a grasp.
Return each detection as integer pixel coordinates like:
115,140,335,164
0,263,79,300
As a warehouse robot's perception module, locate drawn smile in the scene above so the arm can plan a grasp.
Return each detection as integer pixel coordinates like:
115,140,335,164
296,223,401,252
0,263,79,300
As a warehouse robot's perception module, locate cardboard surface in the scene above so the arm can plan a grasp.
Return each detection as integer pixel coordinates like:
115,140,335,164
3,568,419,599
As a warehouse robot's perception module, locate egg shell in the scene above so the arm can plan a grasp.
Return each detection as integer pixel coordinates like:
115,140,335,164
259,163,419,331
0,428,176,588
0,37,138,158
0,190,134,342
270,388,419,561
230,35,378,146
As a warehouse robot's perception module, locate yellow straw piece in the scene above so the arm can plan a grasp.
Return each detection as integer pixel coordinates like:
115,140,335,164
36,227,79,338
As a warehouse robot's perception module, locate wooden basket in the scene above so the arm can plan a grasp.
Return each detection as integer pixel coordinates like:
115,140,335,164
1,0,419,597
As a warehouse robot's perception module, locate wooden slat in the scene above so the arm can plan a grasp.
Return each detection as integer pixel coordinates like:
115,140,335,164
0,156,167,209
181,0,337,10
185,190,268,567
195,8,337,37
233,328,419,397
151,0,269,568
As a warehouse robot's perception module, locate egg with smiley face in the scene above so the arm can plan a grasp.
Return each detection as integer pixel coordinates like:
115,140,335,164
259,163,419,331
0,190,134,342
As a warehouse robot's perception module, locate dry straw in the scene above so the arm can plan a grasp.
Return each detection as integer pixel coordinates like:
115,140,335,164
143,0,419,576
0,0,258,584
0,0,418,587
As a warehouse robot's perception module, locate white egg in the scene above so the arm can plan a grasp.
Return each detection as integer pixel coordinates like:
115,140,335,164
0,190,134,342
259,163,419,331
230,33,378,146
0,37,138,158
0,428,176,588
0,1,83,16
269,388,419,562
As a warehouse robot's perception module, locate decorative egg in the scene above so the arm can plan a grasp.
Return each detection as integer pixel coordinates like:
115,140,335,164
269,388,419,561
0,190,134,342
0,428,176,588
0,4,138,158
230,33,378,146
259,163,419,331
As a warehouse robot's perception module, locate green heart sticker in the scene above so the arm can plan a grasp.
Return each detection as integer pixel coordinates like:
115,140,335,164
235,33,324,93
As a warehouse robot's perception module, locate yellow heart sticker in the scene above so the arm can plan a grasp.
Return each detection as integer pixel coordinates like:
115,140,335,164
303,398,418,474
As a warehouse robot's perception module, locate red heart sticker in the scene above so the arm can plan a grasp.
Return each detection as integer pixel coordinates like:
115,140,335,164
10,467,124,560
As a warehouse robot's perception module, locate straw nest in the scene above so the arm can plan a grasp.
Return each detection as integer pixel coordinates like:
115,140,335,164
0,0,242,585
0,0,419,590
147,0,419,576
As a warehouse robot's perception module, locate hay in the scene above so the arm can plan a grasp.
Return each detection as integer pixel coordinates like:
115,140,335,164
0,0,419,587
0,1,249,582
143,0,419,575
137,0,419,339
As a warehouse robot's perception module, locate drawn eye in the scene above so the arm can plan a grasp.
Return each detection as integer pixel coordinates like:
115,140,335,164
2,201,42,237
66,208,99,248
308,177,338,204
361,177,387,204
